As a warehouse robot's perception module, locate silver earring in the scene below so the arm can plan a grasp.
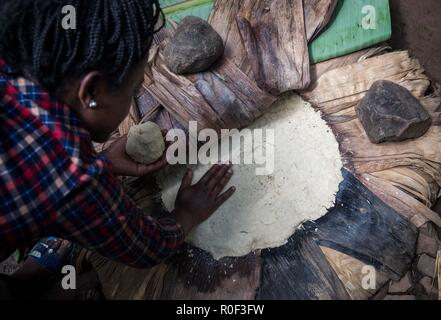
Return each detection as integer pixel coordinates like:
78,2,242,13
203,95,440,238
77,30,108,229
88,100,98,109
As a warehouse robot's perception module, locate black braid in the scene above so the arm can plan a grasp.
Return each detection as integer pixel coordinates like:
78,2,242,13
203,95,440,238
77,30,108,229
0,0,163,93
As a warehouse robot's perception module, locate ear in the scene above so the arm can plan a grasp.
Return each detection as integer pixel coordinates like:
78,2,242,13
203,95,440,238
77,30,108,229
78,71,103,109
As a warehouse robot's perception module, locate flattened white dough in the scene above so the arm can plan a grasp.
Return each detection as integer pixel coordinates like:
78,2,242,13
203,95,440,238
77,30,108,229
158,95,343,260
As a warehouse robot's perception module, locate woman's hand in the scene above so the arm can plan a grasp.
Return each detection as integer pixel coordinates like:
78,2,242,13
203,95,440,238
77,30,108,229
173,163,236,235
102,135,168,177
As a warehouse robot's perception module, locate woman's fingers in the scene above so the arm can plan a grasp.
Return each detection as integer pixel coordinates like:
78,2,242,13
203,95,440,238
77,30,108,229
210,167,234,197
136,156,168,176
207,164,229,190
215,186,236,207
208,163,232,189
199,164,221,185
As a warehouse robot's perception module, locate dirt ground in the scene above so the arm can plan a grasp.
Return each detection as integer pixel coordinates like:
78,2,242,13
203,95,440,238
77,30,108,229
389,0,441,85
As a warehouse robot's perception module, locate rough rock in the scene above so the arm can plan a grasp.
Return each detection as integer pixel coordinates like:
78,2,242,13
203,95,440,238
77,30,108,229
164,16,224,74
417,254,436,277
389,272,413,294
357,80,432,144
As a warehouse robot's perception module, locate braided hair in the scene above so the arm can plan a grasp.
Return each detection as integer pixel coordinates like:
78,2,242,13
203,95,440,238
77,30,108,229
0,0,163,92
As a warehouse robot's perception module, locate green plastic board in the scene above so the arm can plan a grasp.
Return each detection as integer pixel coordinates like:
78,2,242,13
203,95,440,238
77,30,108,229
309,0,391,63
162,0,213,23
159,0,391,64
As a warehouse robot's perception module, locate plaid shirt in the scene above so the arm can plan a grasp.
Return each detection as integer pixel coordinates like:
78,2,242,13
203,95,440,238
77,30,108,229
0,60,184,268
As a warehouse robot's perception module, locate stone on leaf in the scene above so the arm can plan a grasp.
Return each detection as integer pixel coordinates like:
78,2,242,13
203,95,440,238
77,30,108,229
357,80,432,144
164,16,224,75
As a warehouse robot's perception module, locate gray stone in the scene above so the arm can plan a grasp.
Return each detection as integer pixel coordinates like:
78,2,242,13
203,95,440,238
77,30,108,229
417,254,436,277
357,80,432,144
164,16,224,75
389,272,413,294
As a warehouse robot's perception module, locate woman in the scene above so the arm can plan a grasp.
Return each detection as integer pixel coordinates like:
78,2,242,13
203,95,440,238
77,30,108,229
0,0,235,295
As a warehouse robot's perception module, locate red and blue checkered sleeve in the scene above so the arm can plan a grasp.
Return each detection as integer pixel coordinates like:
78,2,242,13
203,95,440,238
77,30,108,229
51,159,185,268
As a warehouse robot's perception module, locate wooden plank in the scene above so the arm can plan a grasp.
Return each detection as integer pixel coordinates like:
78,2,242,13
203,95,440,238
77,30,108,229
309,169,418,281
256,229,351,300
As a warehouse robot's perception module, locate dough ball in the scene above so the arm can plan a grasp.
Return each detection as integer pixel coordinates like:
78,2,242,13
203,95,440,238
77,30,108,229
126,122,165,165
